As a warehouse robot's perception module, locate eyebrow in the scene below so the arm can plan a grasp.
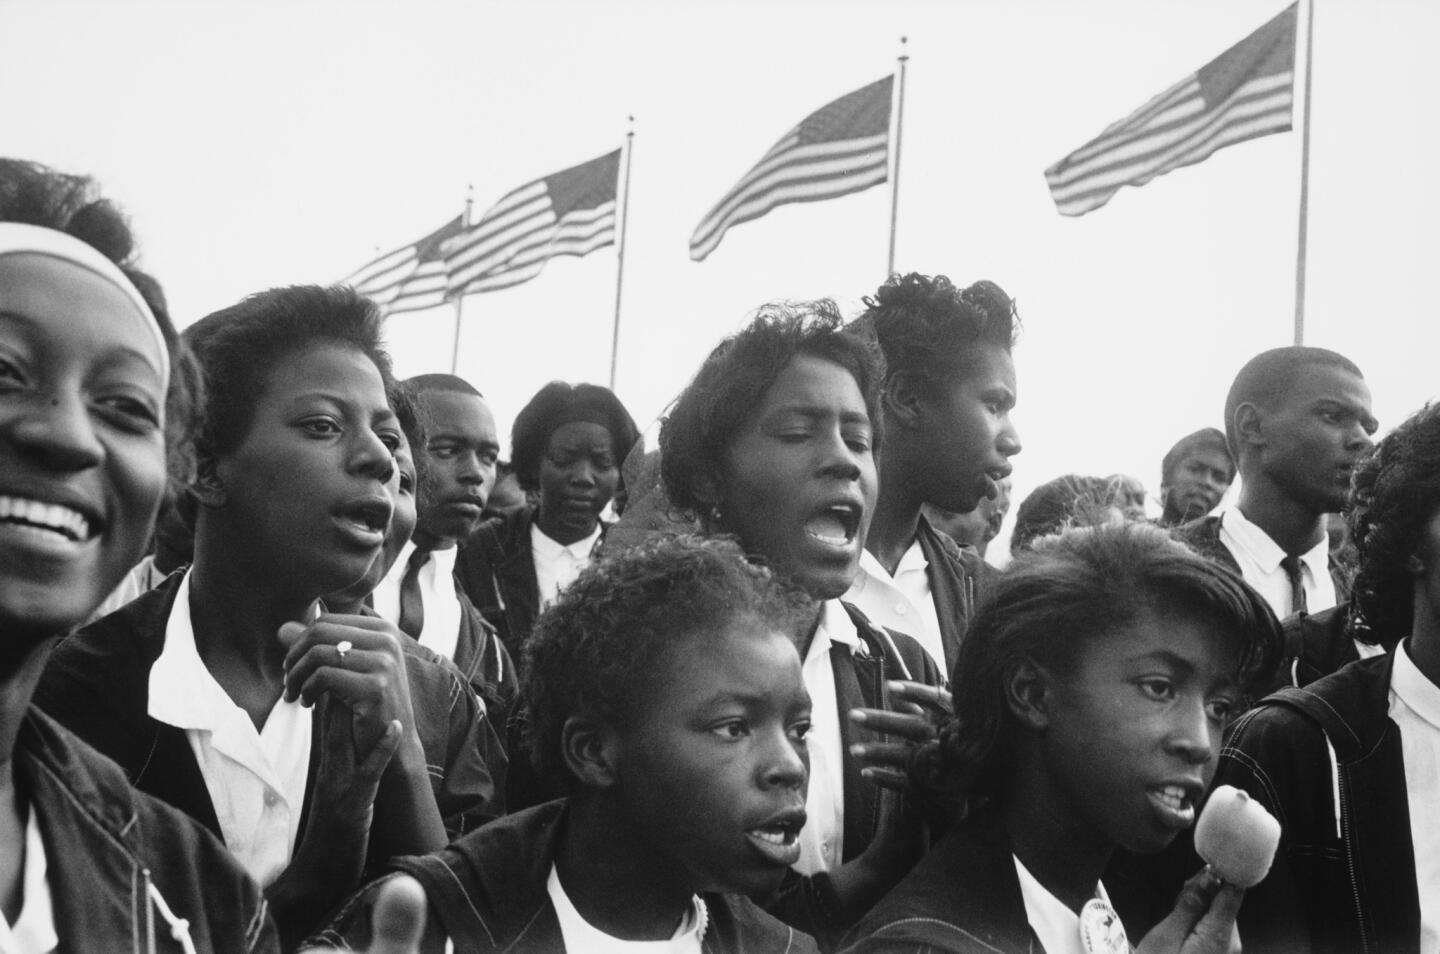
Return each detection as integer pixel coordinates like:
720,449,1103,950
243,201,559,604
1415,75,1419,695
767,404,872,426
1127,649,1197,676
0,310,166,374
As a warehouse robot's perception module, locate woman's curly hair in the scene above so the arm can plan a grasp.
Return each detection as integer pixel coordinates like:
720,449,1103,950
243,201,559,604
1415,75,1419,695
909,522,1282,813
517,533,815,789
0,158,200,501
660,300,882,522
1348,404,1440,648
859,272,1019,394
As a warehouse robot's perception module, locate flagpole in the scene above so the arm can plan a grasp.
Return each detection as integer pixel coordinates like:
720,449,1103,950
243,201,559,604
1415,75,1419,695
1293,0,1315,346
450,186,474,374
886,36,909,277
609,118,635,392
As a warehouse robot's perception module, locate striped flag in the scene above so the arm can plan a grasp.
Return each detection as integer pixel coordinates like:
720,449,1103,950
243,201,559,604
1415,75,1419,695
690,75,893,262
444,150,621,296
1045,4,1296,217
345,215,464,316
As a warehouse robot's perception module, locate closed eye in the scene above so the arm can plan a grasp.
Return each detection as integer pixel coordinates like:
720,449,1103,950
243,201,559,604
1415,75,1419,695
1137,678,1175,702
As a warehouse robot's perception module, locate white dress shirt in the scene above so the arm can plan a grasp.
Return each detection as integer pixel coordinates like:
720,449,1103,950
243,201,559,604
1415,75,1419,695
1218,507,1336,618
1389,641,1440,954
546,864,706,953
373,540,463,662
0,808,57,954
845,541,944,670
794,600,863,875
531,523,602,610
148,572,313,888
1014,855,1117,954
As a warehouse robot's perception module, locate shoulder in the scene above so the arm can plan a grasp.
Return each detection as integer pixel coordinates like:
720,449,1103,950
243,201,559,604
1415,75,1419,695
707,893,822,953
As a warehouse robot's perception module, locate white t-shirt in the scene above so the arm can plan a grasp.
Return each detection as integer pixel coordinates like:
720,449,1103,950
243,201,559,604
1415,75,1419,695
546,865,706,953
0,807,58,954
845,541,944,670
530,523,602,610
148,572,313,888
1388,641,1440,954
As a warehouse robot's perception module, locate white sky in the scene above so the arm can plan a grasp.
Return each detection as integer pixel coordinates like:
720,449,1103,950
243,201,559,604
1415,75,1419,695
5,0,1437,550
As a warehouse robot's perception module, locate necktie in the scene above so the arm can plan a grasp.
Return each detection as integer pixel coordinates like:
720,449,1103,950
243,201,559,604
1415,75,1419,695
398,547,430,639
1280,554,1308,616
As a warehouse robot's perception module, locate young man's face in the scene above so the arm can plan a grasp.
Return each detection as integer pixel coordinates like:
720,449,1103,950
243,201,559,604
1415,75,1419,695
1162,447,1232,523
413,390,498,548
613,622,811,896
917,343,1021,515
1038,609,1241,857
719,354,877,600
212,342,399,598
1257,365,1376,515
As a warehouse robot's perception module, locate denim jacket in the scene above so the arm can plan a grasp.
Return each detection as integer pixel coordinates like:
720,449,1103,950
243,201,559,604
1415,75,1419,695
18,706,277,953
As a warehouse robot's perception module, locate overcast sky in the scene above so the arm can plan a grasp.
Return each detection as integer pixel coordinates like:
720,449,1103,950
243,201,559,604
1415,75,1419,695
6,0,1436,550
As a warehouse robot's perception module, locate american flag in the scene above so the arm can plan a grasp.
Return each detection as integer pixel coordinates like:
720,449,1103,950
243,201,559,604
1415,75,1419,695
1045,4,1296,217
444,149,621,296
690,75,893,262
345,215,464,316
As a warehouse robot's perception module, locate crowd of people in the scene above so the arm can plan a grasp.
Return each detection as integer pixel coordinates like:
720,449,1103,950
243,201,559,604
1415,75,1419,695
2,155,1431,954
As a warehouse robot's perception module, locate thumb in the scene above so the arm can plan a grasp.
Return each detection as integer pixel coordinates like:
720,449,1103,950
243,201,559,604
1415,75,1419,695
366,875,428,954
1137,867,1223,954
277,620,308,648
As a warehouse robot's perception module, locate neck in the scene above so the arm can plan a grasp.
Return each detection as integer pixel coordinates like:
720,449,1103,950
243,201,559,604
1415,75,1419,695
555,795,698,940
867,453,923,575
537,507,595,547
0,640,53,775
410,529,454,552
1000,754,1111,914
1409,593,1440,686
188,532,317,683
1235,479,1327,556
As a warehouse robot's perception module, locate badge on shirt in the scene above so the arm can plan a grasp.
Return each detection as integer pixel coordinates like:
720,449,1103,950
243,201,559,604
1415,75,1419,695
1079,898,1129,954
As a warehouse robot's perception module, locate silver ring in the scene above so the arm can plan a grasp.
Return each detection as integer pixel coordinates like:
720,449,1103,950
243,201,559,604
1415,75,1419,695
335,640,354,662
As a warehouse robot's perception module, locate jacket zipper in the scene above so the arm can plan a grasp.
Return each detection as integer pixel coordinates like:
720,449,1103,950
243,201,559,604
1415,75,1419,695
1337,769,1370,953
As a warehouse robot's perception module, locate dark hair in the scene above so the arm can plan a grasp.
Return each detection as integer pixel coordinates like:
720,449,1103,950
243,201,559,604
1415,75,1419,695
182,285,393,458
389,380,424,453
405,372,483,400
1010,474,1124,555
0,158,200,499
861,273,1018,396
1161,427,1234,487
1349,404,1440,648
1224,347,1363,460
511,381,639,492
660,300,882,520
518,534,815,789
912,522,1282,807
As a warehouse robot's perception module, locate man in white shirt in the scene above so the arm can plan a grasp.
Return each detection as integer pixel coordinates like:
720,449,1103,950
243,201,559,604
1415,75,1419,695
374,374,498,663
1174,346,1376,620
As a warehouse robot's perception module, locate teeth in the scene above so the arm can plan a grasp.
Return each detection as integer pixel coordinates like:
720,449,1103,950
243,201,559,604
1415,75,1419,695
1154,786,1188,809
0,496,90,541
748,827,795,846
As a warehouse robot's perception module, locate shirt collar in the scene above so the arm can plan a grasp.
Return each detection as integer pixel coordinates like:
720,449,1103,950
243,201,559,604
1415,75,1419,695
1221,507,1288,572
531,522,602,561
1392,640,1440,730
815,599,862,652
148,571,234,731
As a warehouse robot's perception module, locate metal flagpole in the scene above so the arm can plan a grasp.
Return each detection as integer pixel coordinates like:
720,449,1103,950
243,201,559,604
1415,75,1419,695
450,186,474,374
886,37,909,278
609,118,635,392
1293,0,1315,346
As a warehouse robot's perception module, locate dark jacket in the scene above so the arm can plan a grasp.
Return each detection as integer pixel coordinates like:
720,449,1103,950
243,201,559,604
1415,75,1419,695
33,573,504,939
838,806,1036,954
1215,652,1419,954
1172,514,1351,604
18,706,278,953
313,800,818,953
447,586,519,724
762,603,947,948
913,516,984,676
455,504,546,654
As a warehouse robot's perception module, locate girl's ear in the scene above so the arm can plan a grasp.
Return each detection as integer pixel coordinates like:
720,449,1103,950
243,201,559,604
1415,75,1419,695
1004,657,1054,731
190,446,227,509
560,715,621,790
882,371,926,430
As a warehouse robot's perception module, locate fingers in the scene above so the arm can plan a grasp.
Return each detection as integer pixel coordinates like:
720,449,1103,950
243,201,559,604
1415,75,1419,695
850,709,941,741
1136,867,1231,954
280,617,403,673
885,680,954,716
356,719,403,779
366,875,428,954
1188,881,1244,953
858,766,912,792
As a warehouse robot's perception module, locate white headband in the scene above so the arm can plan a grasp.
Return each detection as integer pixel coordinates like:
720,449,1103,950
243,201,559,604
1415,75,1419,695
0,222,170,385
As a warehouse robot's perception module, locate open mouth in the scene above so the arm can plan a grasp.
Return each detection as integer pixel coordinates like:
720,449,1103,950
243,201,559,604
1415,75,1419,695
745,816,804,866
804,503,861,548
1148,784,1199,828
336,499,391,537
0,495,94,543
